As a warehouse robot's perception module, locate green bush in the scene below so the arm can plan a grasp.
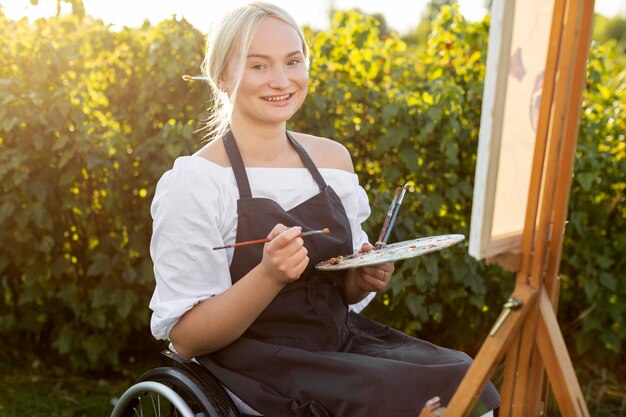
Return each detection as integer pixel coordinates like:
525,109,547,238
0,6,623,371
0,12,208,370
559,40,626,363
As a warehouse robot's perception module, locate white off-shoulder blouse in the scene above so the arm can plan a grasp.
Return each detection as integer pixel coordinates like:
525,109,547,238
149,156,375,341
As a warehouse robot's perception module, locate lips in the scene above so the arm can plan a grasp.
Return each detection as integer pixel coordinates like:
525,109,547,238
261,93,293,102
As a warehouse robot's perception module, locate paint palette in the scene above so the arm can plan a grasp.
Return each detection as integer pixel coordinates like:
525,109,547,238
315,234,465,271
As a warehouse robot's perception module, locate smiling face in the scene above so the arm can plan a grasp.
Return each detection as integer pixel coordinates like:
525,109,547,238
223,16,309,129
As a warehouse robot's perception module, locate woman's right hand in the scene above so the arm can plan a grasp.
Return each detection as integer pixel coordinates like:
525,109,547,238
259,224,309,285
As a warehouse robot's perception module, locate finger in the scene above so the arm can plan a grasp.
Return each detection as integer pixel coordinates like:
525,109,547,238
282,249,309,280
369,263,394,276
361,267,386,281
267,223,288,239
268,226,302,248
357,271,386,291
359,242,375,253
363,275,387,291
293,251,310,273
287,242,307,260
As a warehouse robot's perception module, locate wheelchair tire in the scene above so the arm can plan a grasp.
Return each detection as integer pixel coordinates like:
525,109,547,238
110,380,196,417
111,366,238,417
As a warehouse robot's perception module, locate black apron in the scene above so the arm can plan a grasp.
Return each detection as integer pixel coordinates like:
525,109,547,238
197,131,500,417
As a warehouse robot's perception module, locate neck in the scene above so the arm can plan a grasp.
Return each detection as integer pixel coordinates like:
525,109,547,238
230,121,291,166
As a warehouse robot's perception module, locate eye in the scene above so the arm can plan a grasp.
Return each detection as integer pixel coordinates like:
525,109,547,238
288,59,300,66
251,63,265,70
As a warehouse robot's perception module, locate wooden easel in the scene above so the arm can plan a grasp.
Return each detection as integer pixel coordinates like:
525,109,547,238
419,0,595,415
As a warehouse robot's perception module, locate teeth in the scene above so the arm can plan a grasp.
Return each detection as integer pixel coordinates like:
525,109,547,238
263,94,290,101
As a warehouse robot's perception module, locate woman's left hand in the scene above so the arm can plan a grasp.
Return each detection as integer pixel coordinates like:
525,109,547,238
353,242,394,292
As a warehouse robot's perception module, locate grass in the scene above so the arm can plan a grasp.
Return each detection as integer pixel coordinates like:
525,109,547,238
575,365,626,416
0,361,133,417
0,351,164,417
1,356,625,417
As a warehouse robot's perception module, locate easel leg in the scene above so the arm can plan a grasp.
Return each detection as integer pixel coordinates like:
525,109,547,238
498,335,521,417
536,290,590,417
442,285,538,417
526,345,548,415
510,309,541,417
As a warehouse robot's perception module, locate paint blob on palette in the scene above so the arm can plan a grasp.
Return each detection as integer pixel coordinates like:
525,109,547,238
315,234,465,271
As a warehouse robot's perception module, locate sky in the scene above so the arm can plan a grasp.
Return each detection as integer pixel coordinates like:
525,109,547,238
3,0,625,34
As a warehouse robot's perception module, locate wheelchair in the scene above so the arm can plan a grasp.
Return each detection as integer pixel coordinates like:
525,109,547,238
110,349,252,417
110,349,495,417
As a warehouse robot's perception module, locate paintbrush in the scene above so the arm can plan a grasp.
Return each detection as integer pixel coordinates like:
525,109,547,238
182,74,210,81
213,228,330,250
375,183,410,249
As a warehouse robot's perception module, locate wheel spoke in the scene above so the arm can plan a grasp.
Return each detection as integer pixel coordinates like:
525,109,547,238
132,398,143,417
150,393,158,416
116,376,209,417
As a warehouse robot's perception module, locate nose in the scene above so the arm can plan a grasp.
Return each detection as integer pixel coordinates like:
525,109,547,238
268,66,289,89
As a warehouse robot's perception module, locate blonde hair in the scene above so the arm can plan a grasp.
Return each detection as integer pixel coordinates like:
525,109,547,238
201,2,310,141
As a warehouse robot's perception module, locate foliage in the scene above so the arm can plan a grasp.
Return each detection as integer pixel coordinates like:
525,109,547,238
402,0,460,49
0,12,208,370
559,40,626,363
0,5,624,371
593,13,626,53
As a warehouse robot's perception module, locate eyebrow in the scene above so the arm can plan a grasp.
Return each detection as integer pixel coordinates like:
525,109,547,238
246,51,303,60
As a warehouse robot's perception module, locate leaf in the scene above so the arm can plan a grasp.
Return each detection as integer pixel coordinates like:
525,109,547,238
0,201,16,224
599,273,617,291
116,290,138,319
399,147,419,172
599,330,620,353
58,149,74,169
91,285,111,309
423,256,439,285
405,295,426,319
1,117,18,132
26,202,47,229
52,135,70,151
33,135,44,151
83,334,107,365
596,255,614,269
583,278,598,299
87,253,111,277
576,172,595,191
428,303,443,322
465,273,485,294
57,326,75,354
122,266,138,283
423,193,444,216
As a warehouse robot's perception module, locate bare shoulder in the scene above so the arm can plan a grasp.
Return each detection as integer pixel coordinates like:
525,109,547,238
193,138,230,167
289,131,354,173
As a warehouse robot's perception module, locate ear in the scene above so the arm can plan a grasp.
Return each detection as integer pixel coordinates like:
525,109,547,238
214,74,223,90
217,81,229,93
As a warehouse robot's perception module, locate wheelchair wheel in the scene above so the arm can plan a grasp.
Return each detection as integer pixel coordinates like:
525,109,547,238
111,367,232,417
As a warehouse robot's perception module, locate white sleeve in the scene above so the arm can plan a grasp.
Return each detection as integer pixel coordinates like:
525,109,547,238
148,161,233,340
345,174,377,313
351,181,371,253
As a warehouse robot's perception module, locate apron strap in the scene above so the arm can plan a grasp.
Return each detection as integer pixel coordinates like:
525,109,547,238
222,130,328,198
222,129,253,199
287,132,327,191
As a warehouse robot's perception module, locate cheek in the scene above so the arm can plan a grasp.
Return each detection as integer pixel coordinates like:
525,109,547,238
301,71,310,88
238,71,263,91
297,71,309,96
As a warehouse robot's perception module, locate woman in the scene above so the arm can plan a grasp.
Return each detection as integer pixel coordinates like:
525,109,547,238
149,2,500,416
